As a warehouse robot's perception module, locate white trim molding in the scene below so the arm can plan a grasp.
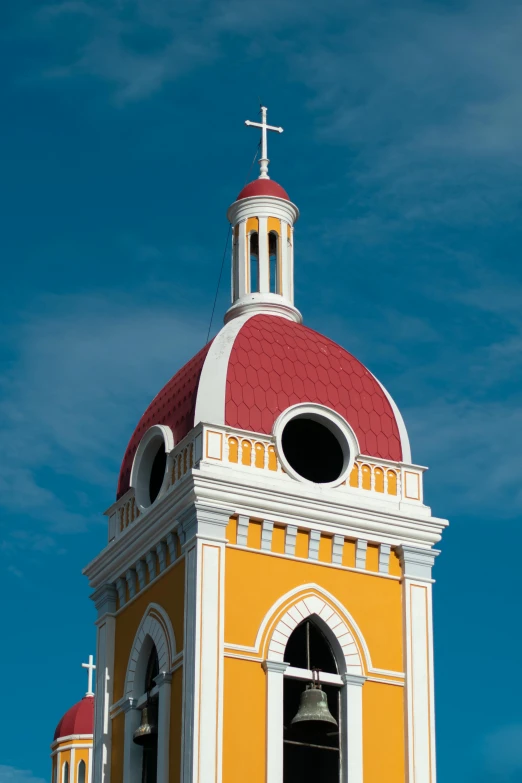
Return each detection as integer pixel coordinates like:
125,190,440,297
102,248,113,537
262,589,368,783
130,424,175,513
342,673,366,783
266,595,364,675
124,602,177,699
262,660,288,783
180,506,229,783
91,584,117,783
194,315,254,428
229,584,372,673
273,403,360,489
122,604,177,783
400,546,438,783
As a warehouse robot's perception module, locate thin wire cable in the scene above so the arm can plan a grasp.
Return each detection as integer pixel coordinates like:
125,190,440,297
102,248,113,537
205,145,260,342
205,224,231,344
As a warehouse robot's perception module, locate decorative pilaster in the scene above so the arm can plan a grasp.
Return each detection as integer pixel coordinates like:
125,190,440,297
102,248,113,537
91,584,117,783
262,660,289,783
399,546,440,783
122,698,141,783
181,506,229,783
155,672,173,783
341,673,367,783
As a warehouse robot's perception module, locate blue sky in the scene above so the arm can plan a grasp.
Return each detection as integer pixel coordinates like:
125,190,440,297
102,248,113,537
1,0,522,780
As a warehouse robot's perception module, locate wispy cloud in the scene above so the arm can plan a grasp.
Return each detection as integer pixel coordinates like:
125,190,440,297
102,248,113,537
36,0,307,102
315,257,522,519
481,724,522,781
0,292,206,534
0,767,46,783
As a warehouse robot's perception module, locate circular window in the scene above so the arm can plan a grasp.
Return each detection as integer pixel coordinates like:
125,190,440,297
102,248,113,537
148,444,167,504
274,405,358,487
130,425,174,511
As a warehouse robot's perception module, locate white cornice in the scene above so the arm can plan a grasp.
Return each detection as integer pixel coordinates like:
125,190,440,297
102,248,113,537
51,734,93,750
84,460,447,590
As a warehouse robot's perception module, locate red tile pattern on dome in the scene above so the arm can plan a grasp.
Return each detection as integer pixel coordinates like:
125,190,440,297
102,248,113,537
225,315,402,461
117,341,212,499
54,696,94,740
237,179,290,201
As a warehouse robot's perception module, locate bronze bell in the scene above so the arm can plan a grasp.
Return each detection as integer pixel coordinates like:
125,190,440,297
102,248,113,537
290,671,337,730
133,703,158,746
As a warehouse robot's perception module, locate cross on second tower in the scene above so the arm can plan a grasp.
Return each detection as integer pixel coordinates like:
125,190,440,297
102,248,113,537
245,106,283,180
82,654,96,696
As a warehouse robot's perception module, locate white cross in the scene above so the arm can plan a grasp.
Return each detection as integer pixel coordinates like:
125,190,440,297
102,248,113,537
82,655,96,696
245,106,283,180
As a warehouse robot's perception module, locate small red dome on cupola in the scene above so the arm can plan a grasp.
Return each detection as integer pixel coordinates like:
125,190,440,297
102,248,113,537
54,695,94,740
236,179,290,201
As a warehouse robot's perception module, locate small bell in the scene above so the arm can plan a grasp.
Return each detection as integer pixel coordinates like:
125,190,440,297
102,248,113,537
133,703,158,747
290,670,337,731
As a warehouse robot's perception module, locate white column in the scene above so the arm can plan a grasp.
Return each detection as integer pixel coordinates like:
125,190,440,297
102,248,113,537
262,660,288,783
70,750,76,783
180,507,229,783
289,226,295,302
92,585,117,783
87,749,93,783
258,216,269,292
155,672,173,783
400,546,439,783
237,220,247,299
341,673,366,783
122,699,141,783
279,221,288,299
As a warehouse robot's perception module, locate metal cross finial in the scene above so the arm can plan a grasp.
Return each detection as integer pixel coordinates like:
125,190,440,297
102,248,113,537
82,655,96,696
245,106,283,180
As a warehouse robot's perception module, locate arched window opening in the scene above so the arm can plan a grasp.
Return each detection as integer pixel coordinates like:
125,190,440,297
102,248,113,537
134,646,160,783
283,621,340,783
77,761,86,783
268,231,279,294
249,232,259,293
62,762,69,783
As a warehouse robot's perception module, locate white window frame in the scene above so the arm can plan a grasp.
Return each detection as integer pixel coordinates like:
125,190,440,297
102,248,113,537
121,604,177,783
263,596,367,783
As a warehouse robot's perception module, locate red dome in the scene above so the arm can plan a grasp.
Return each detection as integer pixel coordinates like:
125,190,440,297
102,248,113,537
237,179,290,201
54,695,94,740
117,315,408,499
224,316,402,458
117,342,212,499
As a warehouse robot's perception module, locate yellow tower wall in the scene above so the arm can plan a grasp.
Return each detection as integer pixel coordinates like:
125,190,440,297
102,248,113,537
223,542,405,783
112,558,185,703
110,558,185,783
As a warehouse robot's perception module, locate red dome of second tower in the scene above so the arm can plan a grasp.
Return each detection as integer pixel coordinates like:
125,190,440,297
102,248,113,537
54,695,94,741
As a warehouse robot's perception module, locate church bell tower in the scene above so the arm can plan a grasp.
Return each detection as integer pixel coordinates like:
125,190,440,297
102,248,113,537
84,108,448,783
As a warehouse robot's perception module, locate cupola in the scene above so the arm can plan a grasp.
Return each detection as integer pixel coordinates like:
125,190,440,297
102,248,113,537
226,107,301,324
